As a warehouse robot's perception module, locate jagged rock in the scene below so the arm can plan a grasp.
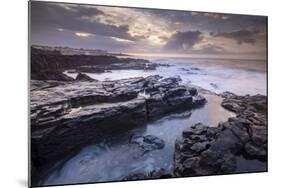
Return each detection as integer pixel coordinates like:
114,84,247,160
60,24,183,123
174,94,267,177
221,94,267,160
75,72,98,82
187,87,198,96
192,95,207,107
123,168,173,181
130,135,165,157
31,98,147,165
174,123,219,176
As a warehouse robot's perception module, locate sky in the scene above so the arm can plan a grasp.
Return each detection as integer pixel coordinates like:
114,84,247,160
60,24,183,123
30,1,267,59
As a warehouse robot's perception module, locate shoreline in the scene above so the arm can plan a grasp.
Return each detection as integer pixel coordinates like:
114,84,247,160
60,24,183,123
30,76,267,186
30,48,267,186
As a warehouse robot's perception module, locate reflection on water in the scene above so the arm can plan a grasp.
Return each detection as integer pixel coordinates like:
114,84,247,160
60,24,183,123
42,94,235,185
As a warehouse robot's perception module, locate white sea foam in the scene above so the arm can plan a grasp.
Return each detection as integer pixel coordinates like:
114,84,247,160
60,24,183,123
65,57,266,96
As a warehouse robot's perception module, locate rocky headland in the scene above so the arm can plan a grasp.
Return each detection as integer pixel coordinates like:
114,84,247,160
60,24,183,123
31,46,166,81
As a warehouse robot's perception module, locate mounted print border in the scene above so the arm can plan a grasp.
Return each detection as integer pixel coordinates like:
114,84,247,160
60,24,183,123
28,1,268,187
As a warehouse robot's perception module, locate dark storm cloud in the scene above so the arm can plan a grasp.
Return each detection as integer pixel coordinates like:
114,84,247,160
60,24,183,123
31,1,136,41
30,1,267,57
139,8,267,34
211,29,263,45
164,31,203,50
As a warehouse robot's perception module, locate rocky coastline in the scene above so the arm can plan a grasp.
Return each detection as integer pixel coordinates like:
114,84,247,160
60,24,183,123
121,93,267,180
30,48,267,185
31,47,166,81
31,75,206,168
173,93,267,177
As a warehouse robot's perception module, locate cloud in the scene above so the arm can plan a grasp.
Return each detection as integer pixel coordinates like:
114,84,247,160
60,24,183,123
198,44,225,54
211,29,263,45
164,31,203,50
75,32,94,37
30,1,267,58
31,1,137,41
110,37,136,44
203,13,220,19
203,13,231,20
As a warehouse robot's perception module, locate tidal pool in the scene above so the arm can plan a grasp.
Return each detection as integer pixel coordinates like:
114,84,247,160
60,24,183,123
41,93,236,185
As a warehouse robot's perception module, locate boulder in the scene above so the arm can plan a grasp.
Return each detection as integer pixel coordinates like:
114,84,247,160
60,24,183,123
187,87,198,96
130,135,165,157
75,72,98,82
192,95,207,107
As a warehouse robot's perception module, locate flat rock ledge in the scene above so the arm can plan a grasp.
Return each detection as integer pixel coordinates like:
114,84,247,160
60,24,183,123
31,75,206,166
174,94,267,177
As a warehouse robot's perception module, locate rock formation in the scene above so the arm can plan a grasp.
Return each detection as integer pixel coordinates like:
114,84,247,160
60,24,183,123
75,72,98,82
174,94,267,176
123,168,173,181
31,47,159,81
31,75,206,167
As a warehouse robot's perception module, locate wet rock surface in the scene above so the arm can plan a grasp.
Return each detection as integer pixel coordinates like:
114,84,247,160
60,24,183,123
31,75,206,167
123,168,173,181
129,135,165,158
174,94,267,177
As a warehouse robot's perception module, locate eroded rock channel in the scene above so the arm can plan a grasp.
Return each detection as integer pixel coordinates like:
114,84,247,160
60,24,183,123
31,75,206,169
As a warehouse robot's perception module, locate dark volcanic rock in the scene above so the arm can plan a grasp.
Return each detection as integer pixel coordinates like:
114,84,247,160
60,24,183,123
75,72,98,82
187,87,198,96
123,168,173,181
192,95,207,107
31,98,147,165
31,47,158,81
174,94,267,177
221,94,267,160
31,75,206,167
31,70,75,81
130,135,165,157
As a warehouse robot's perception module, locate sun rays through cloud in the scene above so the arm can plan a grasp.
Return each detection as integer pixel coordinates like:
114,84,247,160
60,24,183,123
31,1,267,59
